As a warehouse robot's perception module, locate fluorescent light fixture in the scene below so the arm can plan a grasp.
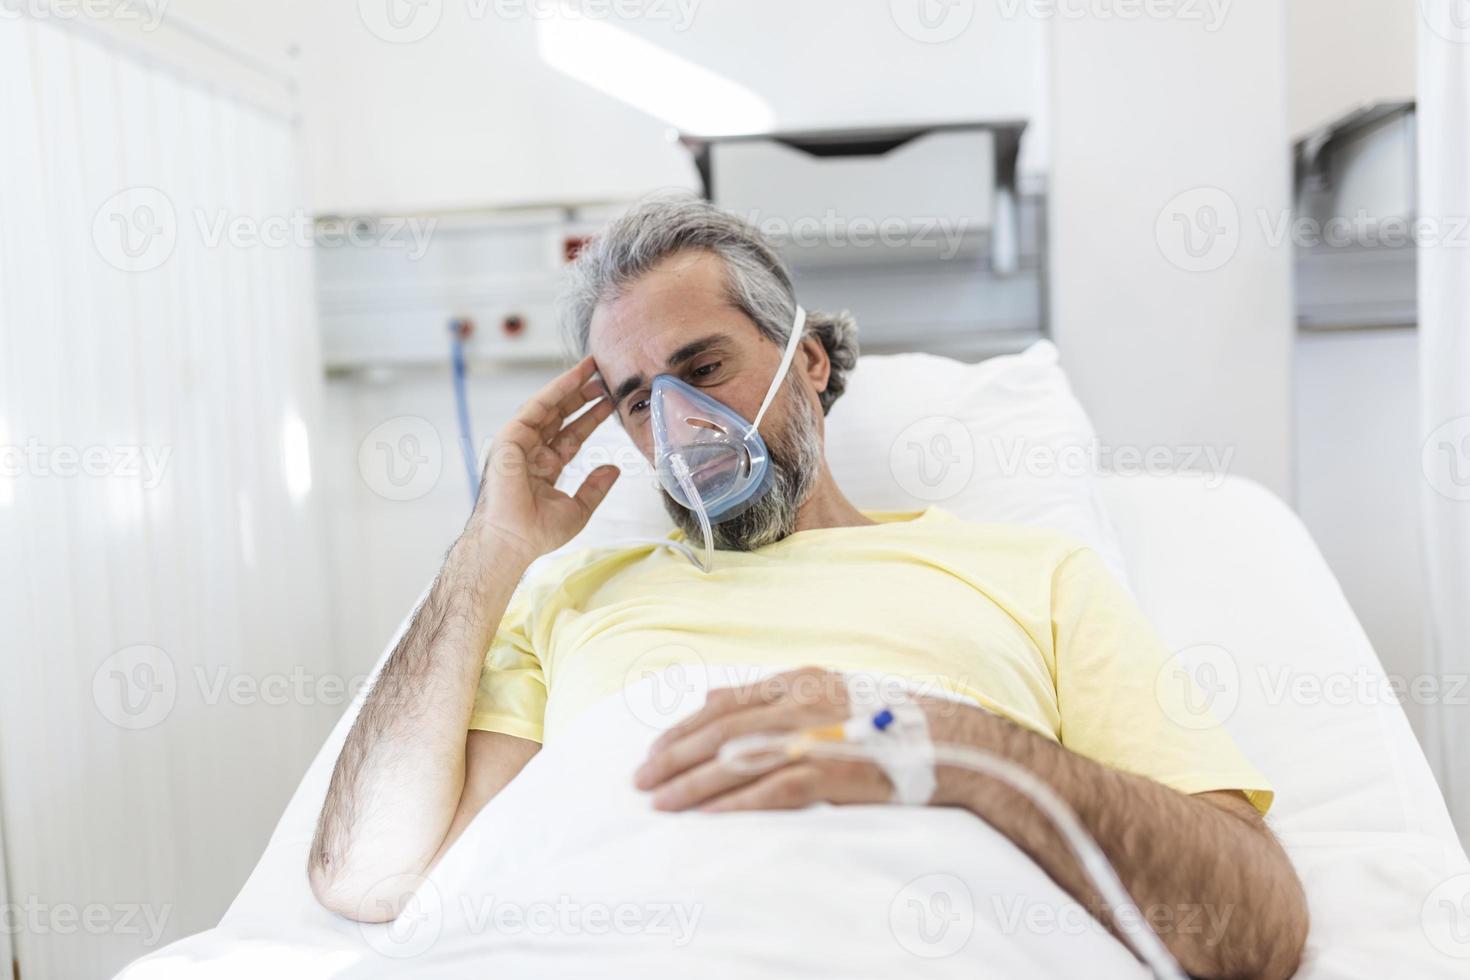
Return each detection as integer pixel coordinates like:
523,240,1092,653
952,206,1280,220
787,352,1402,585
537,6,774,137
283,413,313,501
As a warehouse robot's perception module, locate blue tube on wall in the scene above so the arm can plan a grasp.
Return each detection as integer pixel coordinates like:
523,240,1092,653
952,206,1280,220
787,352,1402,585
449,319,480,506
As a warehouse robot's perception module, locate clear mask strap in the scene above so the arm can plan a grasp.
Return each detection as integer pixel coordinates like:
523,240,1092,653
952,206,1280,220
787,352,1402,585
749,305,807,433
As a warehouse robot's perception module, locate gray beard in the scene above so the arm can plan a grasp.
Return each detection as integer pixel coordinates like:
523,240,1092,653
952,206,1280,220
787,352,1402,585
661,378,822,553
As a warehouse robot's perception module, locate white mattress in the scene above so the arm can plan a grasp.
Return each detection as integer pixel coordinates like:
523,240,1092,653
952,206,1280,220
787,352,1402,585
116,475,1470,979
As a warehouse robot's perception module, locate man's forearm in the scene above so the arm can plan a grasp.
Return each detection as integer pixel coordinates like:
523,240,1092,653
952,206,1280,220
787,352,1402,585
927,702,1307,980
308,527,532,915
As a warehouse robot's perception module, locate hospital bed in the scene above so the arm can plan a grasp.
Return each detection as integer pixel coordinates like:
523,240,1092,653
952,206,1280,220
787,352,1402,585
116,345,1470,978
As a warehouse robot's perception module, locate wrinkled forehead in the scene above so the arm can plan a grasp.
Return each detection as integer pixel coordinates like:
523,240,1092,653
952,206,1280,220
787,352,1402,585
585,250,766,391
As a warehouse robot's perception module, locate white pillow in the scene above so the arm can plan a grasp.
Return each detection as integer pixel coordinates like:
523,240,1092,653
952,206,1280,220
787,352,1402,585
549,341,1128,581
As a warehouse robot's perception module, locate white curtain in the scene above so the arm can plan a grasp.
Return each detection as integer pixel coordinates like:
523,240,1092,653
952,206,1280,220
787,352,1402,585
1418,2,1470,845
0,15,336,979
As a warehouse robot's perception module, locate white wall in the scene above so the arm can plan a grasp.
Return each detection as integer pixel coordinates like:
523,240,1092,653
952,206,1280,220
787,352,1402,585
1286,0,1417,137
292,0,1047,215
1294,330,1427,727
1049,8,1295,497
320,371,548,670
1285,2,1432,742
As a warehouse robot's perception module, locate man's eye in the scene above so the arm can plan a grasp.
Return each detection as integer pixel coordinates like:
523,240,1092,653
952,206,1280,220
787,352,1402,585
692,362,721,380
629,398,650,415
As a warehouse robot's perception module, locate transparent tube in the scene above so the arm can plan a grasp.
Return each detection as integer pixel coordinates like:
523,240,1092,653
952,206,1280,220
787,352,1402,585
668,455,714,574
719,734,1188,980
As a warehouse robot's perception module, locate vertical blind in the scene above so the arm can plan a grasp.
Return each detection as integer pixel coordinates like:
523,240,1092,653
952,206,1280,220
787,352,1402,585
0,14,337,979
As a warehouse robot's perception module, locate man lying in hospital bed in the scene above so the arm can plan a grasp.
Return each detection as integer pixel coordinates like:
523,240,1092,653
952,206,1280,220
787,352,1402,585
305,198,1307,979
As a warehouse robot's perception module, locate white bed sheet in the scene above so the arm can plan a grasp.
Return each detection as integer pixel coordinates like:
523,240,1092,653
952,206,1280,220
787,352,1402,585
116,475,1470,978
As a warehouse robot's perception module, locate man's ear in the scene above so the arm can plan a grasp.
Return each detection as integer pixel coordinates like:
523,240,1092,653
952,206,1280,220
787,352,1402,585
800,336,830,396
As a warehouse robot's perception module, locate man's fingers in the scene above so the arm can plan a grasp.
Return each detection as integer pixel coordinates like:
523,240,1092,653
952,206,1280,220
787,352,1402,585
551,396,613,463
650,758,758,811
636,703,802,790
700,764,823,813
571,464,620,519
512,357,598,441
540,380,606,445
651,682,776,753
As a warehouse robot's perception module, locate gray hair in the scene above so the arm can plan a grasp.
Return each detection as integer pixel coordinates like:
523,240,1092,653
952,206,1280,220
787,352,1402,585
562,195,859,415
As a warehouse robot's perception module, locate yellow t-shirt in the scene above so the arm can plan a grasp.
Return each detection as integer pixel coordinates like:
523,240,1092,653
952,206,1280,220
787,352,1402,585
471,507,1272,813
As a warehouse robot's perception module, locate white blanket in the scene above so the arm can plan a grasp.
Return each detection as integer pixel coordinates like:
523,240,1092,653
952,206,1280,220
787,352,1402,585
117,476,1470,978
124,666,1149,979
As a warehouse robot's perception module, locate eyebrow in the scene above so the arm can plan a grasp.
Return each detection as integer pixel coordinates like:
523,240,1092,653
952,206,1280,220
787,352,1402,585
609,333,733,407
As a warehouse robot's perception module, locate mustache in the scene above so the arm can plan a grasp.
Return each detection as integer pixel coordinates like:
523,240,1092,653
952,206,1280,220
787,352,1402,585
661,384,821,552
